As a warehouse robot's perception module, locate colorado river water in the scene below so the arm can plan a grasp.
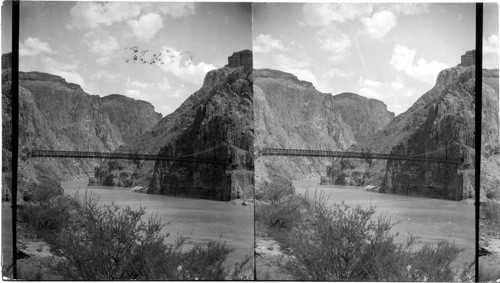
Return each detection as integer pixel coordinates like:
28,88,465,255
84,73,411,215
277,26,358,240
61,181,254,266
293,179,475,266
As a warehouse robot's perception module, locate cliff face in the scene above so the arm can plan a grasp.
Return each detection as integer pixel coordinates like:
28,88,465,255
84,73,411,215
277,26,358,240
101,94,162,145
254,69,394,182
332,66,499,200
1,62,161,200
92,66,247,188
149,67,253,200
94,65,254,201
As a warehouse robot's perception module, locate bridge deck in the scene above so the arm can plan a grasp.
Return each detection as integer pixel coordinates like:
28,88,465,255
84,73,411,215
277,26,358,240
30,150,227,165
261,148,461,164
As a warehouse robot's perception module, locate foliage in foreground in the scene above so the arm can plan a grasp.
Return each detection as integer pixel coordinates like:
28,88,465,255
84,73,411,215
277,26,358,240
21,191,252,280
481,200,500,225
270,192,470,281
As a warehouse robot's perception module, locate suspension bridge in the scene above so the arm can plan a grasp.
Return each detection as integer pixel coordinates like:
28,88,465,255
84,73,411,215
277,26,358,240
261,148,461,164
260,132,475,165
29,149,228,165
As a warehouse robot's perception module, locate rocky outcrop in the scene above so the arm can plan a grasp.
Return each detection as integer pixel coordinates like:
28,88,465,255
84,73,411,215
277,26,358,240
149,67,253,200
460,50,475,67
332,66,499,200
1,55,161,200
226,50,253,68
92,66,247,189
254,69,394,183
101,94,162,145
94,54,254,201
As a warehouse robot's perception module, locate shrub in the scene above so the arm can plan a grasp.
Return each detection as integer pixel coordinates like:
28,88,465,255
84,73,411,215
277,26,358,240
479,259,500,282
22,179,63,203
274,193,463,281
481,200,500,225
19,195,77,237
485,188,500,201
256,194,304,232
51,195,252,280
52,196,173,280
256,174,294,204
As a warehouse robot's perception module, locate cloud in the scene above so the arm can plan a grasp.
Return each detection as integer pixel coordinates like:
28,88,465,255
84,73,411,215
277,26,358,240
253,34,287,53
20,37,53,56
39,57,86,87
385,3,429,16
326,68,355,80
68,2,142,30
358,76,422,114
157,79,171,91
83,31,120,65
484,34,499,54
158,47,216,85
275,54,318,86
126,78,149,90
358,77,383,99
128,13,164,42
390,44,449,84
91,70,117,81
361,10,397,40
316,28,352,63
302,3,373,26
157,3,196,18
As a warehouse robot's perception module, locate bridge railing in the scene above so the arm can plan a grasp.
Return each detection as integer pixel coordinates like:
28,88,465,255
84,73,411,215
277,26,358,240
30,150,228,165
261,148,461,164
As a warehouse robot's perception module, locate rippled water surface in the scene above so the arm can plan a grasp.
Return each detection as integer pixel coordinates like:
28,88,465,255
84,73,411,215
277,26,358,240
62,181,254,266
294,179,475,265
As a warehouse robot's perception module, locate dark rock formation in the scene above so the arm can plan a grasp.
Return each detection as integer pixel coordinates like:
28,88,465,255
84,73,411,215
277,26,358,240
460,50,475,66
254,68,394,183
101,94,162,145
94,52,254,201
1,55,161,201
332,65,499,201
149,67,253,200
226,50,253,68
2,53,11,70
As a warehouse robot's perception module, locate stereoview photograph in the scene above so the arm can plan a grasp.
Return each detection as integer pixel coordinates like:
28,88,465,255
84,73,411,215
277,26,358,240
2,1,254,280
253,3,497,281
1,1,499,282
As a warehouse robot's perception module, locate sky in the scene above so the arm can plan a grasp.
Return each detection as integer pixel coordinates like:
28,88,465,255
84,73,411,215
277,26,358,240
1,2,498,116
3,2,252,115
253,3,499,115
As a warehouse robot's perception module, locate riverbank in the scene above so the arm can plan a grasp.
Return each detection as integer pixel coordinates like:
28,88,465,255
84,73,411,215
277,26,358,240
479,199,500,281
61,180,254,268
294,179,475,266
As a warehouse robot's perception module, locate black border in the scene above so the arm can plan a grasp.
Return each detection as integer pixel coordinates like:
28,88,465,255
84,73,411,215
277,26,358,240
11,0,20,279
475,3,483,283
4,2,489,281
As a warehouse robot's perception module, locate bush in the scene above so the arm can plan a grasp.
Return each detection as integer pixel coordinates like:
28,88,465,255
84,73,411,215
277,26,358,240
481,200,500,225
22,179,63,203
479,259,500,282
51,195,252,280
485,188,500,201
274,193,463,281
19,195,77,237
256,194,304,232
255,174,294,204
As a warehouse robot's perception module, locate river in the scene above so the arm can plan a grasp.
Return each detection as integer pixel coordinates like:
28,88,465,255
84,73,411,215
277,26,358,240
293,179,475,266
61,181,254,267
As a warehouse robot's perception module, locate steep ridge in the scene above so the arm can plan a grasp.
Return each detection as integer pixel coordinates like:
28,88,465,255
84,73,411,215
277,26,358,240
1,55,161,200
149,67,253,200
100,94,162,145
94,51,254,201
330,65,499,200
92,67,244,188
254,69,394,182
